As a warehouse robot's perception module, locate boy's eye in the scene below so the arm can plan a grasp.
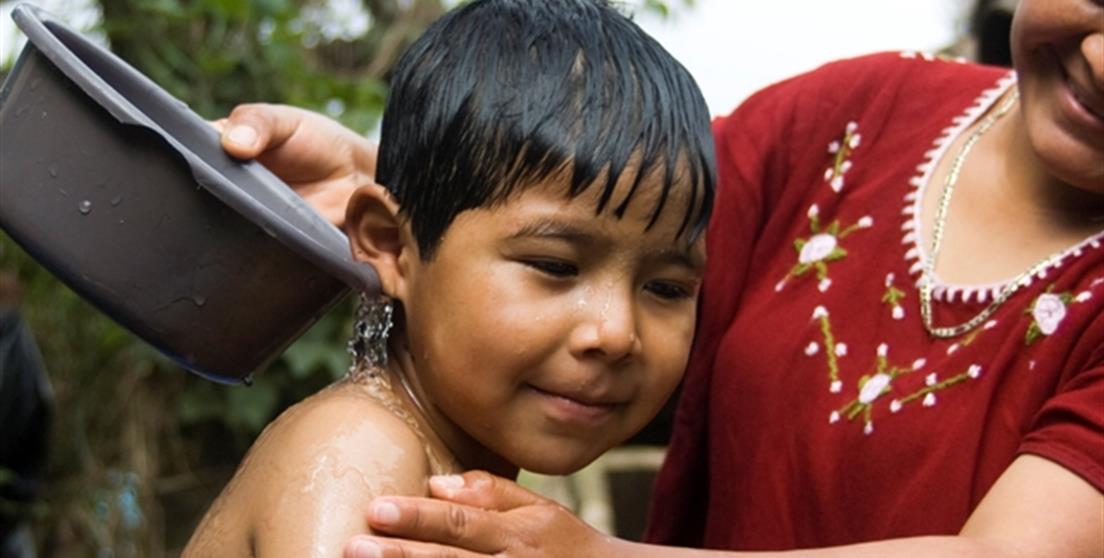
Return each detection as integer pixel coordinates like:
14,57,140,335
644,280,693,301
524,259,579,277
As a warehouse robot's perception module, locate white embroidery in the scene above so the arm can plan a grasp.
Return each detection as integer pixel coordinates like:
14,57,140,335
1032,293,1068,335
858,373,892,404
800,234,838,264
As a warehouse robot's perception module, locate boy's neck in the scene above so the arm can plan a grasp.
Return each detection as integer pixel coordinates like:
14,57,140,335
383,338,520,479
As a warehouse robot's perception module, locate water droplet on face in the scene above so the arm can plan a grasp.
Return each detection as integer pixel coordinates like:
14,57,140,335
29,78,40,91
110,195,124,207
40,110,47,119
192,295,207,307
48,164,59,178
15,105,28,118
78,200,93,215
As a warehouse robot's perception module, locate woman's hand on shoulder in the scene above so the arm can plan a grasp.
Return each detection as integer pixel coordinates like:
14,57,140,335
213,103,378,227
342,471,643,558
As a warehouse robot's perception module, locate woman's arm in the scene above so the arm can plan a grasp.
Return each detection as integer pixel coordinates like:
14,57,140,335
344,454,1102,558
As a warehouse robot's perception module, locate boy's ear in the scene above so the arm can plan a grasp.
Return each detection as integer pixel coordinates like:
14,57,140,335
344,184,416,300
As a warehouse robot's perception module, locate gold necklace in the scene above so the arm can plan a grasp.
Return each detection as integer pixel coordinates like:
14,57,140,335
919,90,1047,338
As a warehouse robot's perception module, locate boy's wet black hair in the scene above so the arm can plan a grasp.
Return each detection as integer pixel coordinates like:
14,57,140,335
376,0,715,259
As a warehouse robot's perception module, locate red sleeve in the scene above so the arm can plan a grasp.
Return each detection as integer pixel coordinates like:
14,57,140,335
1018,348,1104,492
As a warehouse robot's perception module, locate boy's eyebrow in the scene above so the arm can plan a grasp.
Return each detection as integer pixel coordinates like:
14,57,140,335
651,246,705,273
505,218,593,243
506,218,704,271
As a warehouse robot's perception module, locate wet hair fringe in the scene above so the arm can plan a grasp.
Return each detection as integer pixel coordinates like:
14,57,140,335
376,0,716,258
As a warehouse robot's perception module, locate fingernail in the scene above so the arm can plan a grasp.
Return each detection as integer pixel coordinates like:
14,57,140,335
350,540,382,558
430,474,465,490
371,500,401,525
226,125,257,147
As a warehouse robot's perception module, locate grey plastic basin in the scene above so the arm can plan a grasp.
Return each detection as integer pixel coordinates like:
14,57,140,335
0,4,379,383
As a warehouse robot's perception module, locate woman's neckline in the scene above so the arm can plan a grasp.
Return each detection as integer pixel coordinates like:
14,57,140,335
900,71,1104,305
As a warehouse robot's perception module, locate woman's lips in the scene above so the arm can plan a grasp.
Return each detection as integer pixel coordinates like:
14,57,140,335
1068,77,1104,121
1058,56,1104,128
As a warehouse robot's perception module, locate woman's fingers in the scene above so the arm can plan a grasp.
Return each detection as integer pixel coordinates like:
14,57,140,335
345,536,489,558
428,471,547,510
356,474,621,558
220,102,301,159
366,497,509,555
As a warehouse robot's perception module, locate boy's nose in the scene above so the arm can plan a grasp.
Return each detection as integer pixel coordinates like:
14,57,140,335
569,288,641,364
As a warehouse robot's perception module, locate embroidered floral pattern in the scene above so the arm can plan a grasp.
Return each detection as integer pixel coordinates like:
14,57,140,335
810,300,992,435
776,205,873,293
823,122,861,193
1024,286,1092,345
881,273,907,320
825,341,985,436
829,344,909,435
888,364,983,415
808,306,845,393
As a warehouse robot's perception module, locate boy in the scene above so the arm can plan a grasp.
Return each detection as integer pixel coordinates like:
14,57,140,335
185,1,714,555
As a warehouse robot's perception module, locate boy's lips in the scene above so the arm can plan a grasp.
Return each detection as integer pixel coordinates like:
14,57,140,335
527,384,624,423
528,382,626,406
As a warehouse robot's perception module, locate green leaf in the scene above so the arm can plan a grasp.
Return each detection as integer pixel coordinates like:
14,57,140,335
643,0,670,18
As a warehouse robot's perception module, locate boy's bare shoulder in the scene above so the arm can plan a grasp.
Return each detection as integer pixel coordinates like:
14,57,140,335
244,380,433,498
185,380,432,557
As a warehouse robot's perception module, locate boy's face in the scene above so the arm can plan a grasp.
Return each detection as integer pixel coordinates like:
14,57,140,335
398,168,704,475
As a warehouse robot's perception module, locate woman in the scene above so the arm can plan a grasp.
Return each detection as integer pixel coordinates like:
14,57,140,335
217,0,1103,555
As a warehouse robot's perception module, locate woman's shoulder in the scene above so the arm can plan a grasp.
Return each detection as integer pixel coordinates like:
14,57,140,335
808,51,1003,85
731,51,1005,116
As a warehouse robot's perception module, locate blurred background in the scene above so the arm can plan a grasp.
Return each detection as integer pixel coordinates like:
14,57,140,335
0,0,1015,555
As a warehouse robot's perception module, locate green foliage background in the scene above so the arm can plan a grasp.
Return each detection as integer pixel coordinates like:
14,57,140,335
0,0,686,554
